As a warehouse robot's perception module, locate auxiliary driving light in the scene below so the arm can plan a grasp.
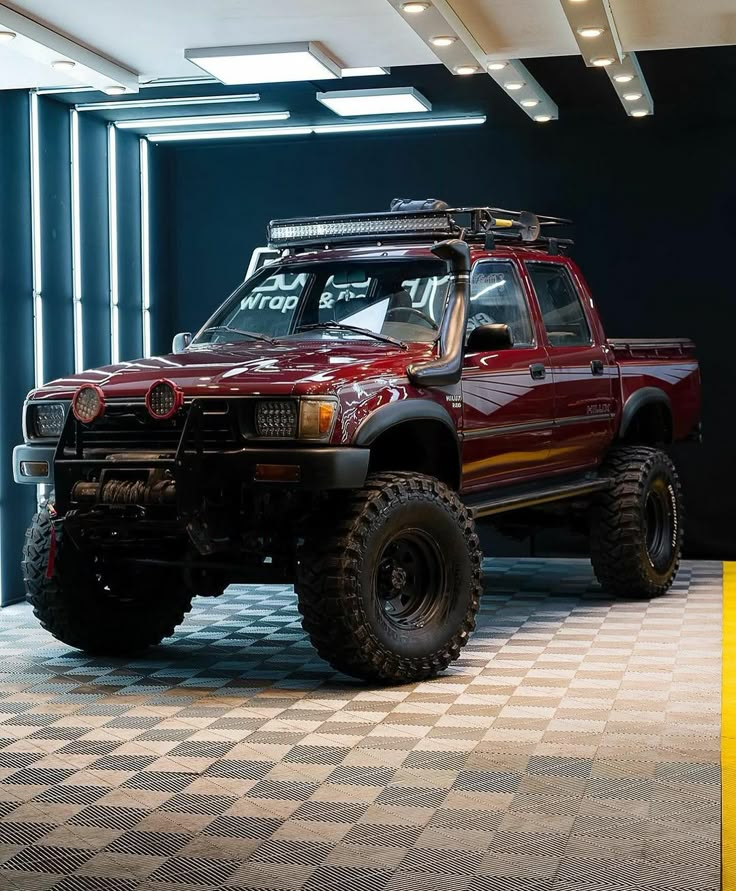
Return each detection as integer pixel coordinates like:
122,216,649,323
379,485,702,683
72,385,105,423
146,379,184,419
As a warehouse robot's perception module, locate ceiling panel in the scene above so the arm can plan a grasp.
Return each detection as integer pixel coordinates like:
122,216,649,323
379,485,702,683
0,0,436,88
447,0,578,60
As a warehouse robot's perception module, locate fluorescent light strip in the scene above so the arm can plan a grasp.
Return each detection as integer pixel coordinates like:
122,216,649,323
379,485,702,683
140,138,152,358
77,93,261,112
70,108,84,372
29,91,43,387
149,125,312,143
107,124,119,364
147,116,485,142
115,111,289,130
314,116,485,134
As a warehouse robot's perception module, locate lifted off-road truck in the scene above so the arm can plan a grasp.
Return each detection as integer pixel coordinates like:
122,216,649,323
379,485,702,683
14,199,701,683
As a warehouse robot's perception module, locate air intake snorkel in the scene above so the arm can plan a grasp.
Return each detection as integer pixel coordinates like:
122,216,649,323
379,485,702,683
406,238,470,388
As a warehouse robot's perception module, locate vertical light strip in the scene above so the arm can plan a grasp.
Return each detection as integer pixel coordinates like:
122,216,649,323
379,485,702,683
107,123,119,364
139,137,152,357
722,562,736,887
29,91,44,386
70,109,84,372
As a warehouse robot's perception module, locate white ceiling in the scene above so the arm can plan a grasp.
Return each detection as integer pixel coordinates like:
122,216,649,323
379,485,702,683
0,0,734,91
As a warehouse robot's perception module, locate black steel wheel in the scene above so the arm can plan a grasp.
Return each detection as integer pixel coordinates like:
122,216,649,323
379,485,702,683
296,472,482,683
23,507,192,654
590,446,683,597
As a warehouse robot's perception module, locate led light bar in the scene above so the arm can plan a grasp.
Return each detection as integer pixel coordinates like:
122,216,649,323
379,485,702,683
185,42,341,85
114,111,290,130
341,67,390,77
70,108,83,372
268,212,454,248
140,138,151,358
316,87,430,117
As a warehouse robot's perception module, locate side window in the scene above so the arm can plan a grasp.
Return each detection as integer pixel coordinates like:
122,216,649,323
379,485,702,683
527,264,592,347
468,261,534,347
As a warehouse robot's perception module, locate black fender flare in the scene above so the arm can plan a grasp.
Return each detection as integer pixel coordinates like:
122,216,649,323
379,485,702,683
354,400,458,447
619,387,672,438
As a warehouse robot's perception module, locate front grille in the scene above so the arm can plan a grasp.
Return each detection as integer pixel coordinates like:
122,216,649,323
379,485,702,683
69,400,238,456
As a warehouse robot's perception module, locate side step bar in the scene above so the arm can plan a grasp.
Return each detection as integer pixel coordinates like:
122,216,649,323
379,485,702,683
464,476,611,520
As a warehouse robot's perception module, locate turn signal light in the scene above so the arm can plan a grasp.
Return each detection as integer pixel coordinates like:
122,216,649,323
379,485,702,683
298,398,337,440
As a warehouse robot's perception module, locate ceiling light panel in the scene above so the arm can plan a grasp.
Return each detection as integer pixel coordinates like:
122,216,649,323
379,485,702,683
341,67,389,77
0,2,138,92
316,87,431,116
604,52,654,117
184,42,341,85
387,0,557,121
115,111,290,130
557,0,623,67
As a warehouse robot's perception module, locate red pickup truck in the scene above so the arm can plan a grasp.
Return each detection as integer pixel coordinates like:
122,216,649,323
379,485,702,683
14,199,701,683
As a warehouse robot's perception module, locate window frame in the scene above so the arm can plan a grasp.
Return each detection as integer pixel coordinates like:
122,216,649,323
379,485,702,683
467,258,537,350
524,260,594,349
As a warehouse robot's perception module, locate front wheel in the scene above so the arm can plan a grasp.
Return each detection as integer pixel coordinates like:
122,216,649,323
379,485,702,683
22,508,192,654
296,473,482,683
590,446,683,597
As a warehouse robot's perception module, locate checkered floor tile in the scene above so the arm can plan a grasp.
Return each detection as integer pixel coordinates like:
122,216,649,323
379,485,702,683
0,558,721,891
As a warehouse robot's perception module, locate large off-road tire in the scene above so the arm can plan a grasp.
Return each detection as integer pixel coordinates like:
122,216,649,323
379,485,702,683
23,507,192,655
590,446,683,597
296,472,482,684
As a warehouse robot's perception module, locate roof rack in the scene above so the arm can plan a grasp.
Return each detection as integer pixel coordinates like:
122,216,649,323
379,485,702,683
268,198,574,254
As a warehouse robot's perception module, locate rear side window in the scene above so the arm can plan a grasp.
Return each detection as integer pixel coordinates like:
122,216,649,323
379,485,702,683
526,263,591,346
468,260,534,347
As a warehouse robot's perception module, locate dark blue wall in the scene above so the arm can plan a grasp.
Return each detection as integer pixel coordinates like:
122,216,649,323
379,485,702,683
152,51,736,558
0,91,36,607
0,93,146,605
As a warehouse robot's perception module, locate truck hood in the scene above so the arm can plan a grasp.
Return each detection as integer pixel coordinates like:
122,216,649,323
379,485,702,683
30,339,436,400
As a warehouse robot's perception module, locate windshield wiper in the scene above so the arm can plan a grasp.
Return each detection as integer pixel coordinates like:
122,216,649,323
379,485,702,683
294,322,407,350
200,325,277,344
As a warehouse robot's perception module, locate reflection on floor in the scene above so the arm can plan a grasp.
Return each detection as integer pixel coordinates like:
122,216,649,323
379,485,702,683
0,558,722,891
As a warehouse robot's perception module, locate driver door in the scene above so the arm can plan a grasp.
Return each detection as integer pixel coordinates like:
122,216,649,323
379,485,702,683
461,259,554,491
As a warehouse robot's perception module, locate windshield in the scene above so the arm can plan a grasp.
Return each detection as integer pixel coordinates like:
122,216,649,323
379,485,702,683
193,259,451,347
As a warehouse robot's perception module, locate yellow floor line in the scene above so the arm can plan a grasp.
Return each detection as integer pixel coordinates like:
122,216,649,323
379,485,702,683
723,563,736,888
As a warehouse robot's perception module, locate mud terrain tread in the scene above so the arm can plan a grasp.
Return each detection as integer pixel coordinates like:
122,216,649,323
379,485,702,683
296,472,482,683
590,446,682,597
23,508,192,655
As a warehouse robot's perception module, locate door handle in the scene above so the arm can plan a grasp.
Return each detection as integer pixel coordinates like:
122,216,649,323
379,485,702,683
529,363,546,380
591,359,604,376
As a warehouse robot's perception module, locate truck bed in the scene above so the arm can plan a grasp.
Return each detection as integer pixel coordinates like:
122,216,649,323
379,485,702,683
608,339,700,441
607,338,696,360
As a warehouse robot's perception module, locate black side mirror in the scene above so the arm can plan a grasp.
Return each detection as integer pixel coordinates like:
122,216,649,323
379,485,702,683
466,323,514,353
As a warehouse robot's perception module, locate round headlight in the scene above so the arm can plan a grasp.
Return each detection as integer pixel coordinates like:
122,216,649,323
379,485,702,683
72,385,105,423
146,379,183,419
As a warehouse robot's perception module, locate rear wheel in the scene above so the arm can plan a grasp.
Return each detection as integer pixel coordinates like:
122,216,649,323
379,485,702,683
590,446,683,597
296,472,482,683
23,507,192,654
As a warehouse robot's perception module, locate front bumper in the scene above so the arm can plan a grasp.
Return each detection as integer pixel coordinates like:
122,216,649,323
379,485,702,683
13,444,56,485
